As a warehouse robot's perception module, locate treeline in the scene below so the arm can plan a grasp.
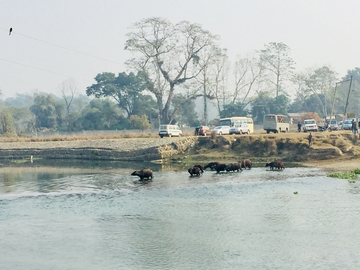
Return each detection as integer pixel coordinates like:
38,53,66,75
4,17,360,134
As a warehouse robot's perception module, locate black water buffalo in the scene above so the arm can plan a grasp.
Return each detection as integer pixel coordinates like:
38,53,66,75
240,159,252,170
193,164,204,173
226,163,242,172
265,161,285,170
188,166,201,176
131,169,153,180
214,163,227,173
204,162,220,171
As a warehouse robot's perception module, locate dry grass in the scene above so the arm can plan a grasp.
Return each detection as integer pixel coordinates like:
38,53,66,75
0,130,197,143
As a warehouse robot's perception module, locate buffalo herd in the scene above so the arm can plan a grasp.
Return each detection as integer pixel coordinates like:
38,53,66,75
131,159,285,180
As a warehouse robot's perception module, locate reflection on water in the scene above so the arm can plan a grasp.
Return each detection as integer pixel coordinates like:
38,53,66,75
1,161,360,269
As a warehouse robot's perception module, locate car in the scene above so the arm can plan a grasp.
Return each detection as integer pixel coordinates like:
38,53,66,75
329,119,339,131
343,118,356,130
159,124,182,138
338,121,343,130
303,119,318,132
198,125,211,136
229,123,250,135
212,126,230,135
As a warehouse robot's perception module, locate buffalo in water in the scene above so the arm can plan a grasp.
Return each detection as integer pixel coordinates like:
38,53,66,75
193,164,204,173
226,163,242,172
214,163,227,173
265,161,285,170
240,159,252,170
204,162,220,171
131,169,153,180
188,166,202,176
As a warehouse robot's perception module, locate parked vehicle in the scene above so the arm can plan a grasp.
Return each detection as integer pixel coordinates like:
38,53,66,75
303,119,318,132
219,117,254,133
198,125,211,136
229,123,250,135
212,126,230,135
159,124,182,138
343,118,356,130
263,114,290,133
338,121,343,130
329,119,339,130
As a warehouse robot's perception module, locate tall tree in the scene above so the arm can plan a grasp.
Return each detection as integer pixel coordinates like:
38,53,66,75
304,66,338,117
232,55,264,104
125,17,219,124
259,42,295,97
86,72,146,118
29,93,62,131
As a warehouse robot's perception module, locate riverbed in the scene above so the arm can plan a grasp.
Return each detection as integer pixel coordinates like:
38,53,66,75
1,162,360,269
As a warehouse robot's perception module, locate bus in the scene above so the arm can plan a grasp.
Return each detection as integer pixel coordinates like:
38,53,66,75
219,117,254,133
263,114,290,133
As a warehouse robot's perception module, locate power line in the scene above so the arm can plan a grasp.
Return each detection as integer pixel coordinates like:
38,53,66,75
0,27,123,65
0,57,93,83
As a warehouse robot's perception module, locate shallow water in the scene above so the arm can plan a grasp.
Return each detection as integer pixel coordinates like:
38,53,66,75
1,163,360,270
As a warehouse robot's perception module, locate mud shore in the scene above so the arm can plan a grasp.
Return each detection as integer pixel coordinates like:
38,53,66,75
0,131,359,171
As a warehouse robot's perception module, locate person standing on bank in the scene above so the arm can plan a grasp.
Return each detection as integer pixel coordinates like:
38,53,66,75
308,133,313,146
298,122,302,132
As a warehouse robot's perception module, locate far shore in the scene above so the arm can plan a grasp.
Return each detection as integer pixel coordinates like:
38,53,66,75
0,130,359,171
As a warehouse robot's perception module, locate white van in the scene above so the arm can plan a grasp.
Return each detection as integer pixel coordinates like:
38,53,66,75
159,125,182,138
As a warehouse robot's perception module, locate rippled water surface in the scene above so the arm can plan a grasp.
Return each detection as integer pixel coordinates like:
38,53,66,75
1,162,360,270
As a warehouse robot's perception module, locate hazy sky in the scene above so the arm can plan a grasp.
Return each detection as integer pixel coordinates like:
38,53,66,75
1,0,359,99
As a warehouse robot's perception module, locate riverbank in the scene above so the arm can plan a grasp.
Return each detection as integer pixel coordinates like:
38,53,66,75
171,130,360,171
0,131,359,170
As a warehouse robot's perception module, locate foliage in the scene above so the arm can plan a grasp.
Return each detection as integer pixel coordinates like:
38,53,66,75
5,93,34,107
251,93,290,124
29,93,63,131
129,114,151,132
171,94,200,126
353,169,360,174
328,172,357,179
86,72,151,118
0,109,15,134
219,102,250,118
78,99,128,130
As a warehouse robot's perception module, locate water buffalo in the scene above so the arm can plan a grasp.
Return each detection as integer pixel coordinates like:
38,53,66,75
131,169,153,180
240,159,252,170
188,166,201,176
265,161,285,170
204,162,220,171
214,163,227,173
193,164,204,173
226,163,242,172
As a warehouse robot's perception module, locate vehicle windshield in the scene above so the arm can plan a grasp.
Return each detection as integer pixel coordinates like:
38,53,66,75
304,120,316,125
330,120,337,124
214,126,221,129
345,121,352,124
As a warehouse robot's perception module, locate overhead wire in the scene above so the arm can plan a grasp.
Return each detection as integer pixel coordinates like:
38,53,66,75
0,27,123,83
0,27,123,65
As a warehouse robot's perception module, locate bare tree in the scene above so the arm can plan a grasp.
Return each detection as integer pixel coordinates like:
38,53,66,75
232,55,265,104
210,52,231,116
59,78,78,115
125,17,219,124
259,42,295,97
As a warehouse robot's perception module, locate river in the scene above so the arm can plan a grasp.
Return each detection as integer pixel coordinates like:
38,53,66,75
1,161,360,269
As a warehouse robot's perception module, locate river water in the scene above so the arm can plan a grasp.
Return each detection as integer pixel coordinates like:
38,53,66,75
1,161,360,270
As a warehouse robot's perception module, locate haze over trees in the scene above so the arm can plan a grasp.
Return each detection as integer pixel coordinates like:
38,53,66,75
1,17,360,134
